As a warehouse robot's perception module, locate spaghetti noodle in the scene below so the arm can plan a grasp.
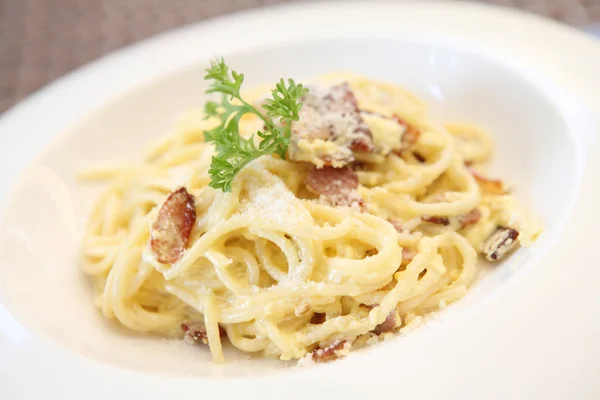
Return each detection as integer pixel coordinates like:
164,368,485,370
80,72,541,363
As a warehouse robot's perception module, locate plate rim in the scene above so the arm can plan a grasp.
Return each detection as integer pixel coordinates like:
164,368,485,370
1,1,600,398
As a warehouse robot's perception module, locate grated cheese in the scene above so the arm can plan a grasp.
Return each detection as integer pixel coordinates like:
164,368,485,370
288,83,373,166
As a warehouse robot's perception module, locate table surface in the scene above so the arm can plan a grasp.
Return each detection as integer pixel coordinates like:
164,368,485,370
1,0,599,113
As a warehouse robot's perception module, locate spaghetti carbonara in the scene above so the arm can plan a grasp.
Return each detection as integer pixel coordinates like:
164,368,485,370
80,72,541,364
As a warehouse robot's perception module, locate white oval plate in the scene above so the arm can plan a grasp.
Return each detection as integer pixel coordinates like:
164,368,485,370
1,2,600,399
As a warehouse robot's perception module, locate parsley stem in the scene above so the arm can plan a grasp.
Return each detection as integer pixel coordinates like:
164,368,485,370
240,98,270,128
203,57,307,191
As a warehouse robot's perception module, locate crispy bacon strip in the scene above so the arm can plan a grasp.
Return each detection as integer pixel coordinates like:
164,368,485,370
306,165,358,194
483,227,519,261
412,151,426,163
181,322,226,345
288,83,374,167
150,187,196,264
458,208,482,229
357,111,421,156
469,168,506,195
305,166,365,210
311,340,348,363
310,312,327,325
181,322,209,345
422,216,450,226
393,115,421,153
325,83,374,152
373,312,397,335
359,306,398,334
422,209,482,231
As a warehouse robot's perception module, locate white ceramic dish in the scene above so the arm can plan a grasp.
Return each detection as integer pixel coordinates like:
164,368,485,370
1,1,600,399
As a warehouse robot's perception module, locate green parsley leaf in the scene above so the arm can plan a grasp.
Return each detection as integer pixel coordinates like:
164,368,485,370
203,58,308,192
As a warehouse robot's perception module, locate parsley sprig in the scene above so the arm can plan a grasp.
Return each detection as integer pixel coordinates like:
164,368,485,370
203,58,308,192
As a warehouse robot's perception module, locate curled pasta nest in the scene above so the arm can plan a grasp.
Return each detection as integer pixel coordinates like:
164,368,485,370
80,74,541,363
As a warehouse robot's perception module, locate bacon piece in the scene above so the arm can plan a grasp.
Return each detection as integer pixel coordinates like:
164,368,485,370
422,209,481,231
482,227,519,261
310,312,327,325
311,340,348,363
306,165,358,194
412,151,426,163
373,312,397,335
469,168,506,195
288,83,374,167
305,166,365,210
150,187,196,264
350,139,373,152
358,111,420,156
457,208,482,229
422,216,450,226
324,83,374,153
360,306,398,334
423,209,482,231
181,322,209,345
181,322,226,345
393,115,421,153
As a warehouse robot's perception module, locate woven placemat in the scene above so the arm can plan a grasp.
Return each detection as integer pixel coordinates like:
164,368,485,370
1,0,599,113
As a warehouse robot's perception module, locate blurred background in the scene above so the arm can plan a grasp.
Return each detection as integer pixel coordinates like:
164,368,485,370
1,0,599,113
